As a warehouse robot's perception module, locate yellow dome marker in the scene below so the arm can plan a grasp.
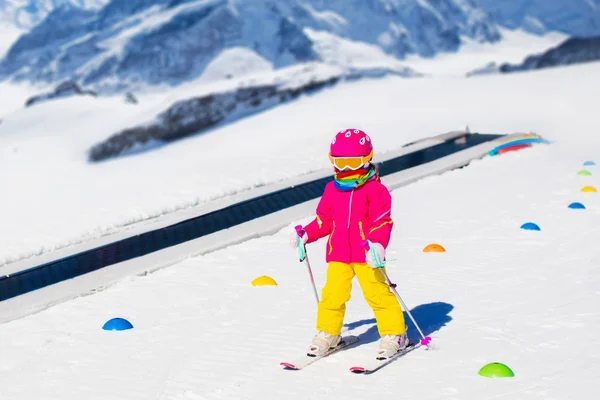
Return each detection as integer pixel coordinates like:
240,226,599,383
252,276,278,286
581,186,597,193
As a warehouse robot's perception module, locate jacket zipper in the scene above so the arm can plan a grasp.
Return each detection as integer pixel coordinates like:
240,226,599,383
347,189,354,228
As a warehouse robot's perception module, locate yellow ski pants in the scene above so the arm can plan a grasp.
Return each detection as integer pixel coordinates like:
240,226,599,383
317,262,406,336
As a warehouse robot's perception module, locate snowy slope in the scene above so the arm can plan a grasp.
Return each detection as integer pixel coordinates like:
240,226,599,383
1,108,599,398
0,0,500,91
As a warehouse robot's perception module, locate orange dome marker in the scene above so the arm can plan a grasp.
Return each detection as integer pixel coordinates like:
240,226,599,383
423,244,446,252
581,186,597,193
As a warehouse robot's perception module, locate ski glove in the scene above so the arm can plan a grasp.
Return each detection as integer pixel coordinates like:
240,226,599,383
366,242,386,268
290,230,308,248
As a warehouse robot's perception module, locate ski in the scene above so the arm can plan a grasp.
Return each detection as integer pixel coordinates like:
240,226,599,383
349,342,422,374
280,335,359,370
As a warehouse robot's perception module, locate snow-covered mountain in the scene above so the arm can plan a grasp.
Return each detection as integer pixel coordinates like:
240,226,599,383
500,36,600,72
0,0,501,91
475,0,600,37
466,34,600,77
0,0,108,28
0,0,109,58
467,36,600,76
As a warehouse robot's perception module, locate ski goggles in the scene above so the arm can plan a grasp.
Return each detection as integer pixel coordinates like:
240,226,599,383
328,150,373,171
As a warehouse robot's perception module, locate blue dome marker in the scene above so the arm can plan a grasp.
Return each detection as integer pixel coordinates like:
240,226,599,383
583,161,596,166
520,222,540,231
568,202,586,209
102,317,134,331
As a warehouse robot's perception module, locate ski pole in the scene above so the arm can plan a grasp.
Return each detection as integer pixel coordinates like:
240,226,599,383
295,225,320,304
362,240,432,348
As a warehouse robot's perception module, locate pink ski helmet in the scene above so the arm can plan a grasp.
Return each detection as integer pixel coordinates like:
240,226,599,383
328,128,374,170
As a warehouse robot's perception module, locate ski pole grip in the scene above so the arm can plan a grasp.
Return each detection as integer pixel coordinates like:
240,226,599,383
295,225,305,237
361,240,370,251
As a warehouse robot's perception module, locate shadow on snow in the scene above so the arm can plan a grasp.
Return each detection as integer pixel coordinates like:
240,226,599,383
344,301,453,346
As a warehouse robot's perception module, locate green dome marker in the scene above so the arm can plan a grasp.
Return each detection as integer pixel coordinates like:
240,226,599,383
578,170,592,176
478,362,515,378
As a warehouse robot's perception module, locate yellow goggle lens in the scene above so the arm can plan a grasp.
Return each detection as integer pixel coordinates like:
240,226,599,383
333,157,365,170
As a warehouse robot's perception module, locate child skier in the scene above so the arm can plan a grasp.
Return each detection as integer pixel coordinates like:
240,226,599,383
291,128,408,360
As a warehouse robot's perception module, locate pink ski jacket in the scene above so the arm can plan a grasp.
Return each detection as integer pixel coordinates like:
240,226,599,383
303,178,394,264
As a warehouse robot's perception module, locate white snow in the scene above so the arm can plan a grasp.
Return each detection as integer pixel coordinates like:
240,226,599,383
405,28,569,76
1,80,600,396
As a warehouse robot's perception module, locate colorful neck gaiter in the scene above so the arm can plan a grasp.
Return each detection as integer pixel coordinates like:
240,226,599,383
333,167,377,191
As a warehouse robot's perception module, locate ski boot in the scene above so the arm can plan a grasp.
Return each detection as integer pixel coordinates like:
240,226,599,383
307,330,342,357
376,333,409,360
